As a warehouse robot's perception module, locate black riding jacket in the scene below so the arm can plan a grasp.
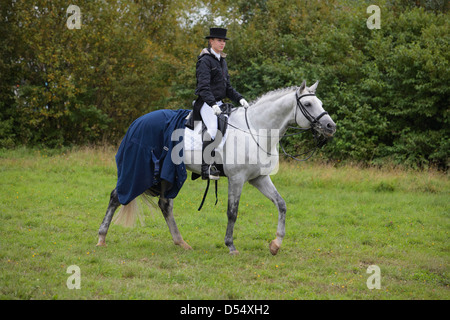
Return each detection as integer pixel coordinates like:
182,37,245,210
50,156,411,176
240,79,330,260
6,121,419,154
193,48,243,121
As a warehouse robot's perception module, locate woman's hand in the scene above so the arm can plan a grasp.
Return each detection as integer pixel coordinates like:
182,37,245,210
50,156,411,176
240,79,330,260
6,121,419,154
240,99,249,109
212,104,222,115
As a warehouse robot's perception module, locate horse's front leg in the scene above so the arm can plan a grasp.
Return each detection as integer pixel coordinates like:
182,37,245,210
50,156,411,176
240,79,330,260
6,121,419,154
249,175,286,255
225,178,244,255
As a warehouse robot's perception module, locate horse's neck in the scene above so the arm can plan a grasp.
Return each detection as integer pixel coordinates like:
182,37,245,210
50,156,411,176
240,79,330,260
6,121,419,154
247,92,295,136
230,91,295,154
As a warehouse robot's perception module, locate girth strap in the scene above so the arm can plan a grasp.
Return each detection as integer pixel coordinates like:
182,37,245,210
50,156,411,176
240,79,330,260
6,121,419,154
198,179,218,211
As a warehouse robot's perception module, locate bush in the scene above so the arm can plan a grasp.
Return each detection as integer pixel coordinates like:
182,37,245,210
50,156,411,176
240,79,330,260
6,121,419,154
1,0,448,169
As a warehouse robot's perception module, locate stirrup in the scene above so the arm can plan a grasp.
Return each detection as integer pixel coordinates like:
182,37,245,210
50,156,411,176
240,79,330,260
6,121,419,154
202,165,220,180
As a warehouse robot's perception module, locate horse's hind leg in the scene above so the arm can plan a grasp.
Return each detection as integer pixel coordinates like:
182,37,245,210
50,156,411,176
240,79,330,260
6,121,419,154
249,175,286,255
97,188,121,247
158,182,192,250
158,197,192,250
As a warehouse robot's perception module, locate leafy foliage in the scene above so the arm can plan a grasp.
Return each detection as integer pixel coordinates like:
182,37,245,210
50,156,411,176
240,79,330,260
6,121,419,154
1,0,448,168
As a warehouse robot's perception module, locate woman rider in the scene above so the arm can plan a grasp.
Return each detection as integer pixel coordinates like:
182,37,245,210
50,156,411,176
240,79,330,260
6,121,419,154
193,27,249,180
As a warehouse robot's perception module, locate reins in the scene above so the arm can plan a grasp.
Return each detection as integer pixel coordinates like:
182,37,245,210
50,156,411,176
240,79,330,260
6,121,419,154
244,107,277,156
240,92,330,161
279,126,328,162
197,91,330,210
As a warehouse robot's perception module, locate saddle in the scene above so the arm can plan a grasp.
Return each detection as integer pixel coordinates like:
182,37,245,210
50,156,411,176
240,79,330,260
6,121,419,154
185,102,233,136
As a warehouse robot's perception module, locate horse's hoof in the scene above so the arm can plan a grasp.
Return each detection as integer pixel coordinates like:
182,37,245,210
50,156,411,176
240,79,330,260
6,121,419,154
269,240,280,255
96,241,107,247
229,250,240,255
177,240,193,250
96,235,107,247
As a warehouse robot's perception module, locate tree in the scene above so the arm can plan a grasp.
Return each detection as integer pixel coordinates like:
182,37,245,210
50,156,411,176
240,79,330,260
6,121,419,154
1,0,448,168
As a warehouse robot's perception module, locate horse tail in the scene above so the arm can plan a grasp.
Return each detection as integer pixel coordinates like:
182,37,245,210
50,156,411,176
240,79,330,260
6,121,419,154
113,198,142,227
113,193,158,228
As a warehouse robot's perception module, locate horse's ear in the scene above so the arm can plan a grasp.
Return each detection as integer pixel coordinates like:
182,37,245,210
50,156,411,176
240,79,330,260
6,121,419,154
309,81,319,93
298,80,307,94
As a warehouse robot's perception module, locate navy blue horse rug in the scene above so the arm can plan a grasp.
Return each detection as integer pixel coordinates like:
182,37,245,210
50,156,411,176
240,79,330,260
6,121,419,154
115,109,191,205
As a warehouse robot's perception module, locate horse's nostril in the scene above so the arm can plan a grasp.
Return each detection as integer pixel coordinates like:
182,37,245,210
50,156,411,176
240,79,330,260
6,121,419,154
326,122,336,133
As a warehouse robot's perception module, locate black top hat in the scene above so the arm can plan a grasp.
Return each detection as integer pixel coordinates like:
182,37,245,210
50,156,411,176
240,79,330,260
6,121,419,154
205,27,229,40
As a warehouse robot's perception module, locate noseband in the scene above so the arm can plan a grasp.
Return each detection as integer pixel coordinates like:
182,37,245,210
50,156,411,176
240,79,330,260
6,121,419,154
295,92,328,130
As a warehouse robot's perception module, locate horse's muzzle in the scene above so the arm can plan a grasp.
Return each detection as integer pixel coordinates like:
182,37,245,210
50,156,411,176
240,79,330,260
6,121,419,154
324,121,336,137
316,118,336,138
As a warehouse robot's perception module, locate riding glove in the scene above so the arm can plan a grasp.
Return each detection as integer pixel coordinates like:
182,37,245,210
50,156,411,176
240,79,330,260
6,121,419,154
240,99,250,109
212,104,222,115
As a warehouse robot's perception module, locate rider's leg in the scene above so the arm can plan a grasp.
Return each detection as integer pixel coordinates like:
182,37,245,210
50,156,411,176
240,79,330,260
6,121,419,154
200,104,220,180
200,103,218,140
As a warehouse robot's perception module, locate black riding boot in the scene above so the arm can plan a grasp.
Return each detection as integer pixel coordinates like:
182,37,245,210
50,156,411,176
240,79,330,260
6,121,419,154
201,138,220,180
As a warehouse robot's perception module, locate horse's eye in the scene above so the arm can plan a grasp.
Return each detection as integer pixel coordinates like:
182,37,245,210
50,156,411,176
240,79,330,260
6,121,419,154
304,102,311,107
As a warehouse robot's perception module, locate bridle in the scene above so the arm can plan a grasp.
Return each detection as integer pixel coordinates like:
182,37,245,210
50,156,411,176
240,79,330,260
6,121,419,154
294,92,329,132
273,92,329,161
242,91,330,160
220,90,330,160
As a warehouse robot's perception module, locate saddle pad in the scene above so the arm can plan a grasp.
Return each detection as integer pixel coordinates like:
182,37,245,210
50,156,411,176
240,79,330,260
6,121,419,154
184,118,229,151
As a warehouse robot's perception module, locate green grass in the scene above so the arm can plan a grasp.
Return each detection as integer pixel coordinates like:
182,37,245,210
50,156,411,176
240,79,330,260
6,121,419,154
1,147,449,300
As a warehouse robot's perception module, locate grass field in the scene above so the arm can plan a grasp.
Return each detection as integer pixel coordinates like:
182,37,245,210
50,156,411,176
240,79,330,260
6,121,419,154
0,146,448,300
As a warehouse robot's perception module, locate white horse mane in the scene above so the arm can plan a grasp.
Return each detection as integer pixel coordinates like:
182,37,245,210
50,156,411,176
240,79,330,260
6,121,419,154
249,86,298,107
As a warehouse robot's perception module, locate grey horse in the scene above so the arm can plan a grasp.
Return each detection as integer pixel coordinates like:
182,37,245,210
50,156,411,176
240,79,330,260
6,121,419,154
97,81,336,255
